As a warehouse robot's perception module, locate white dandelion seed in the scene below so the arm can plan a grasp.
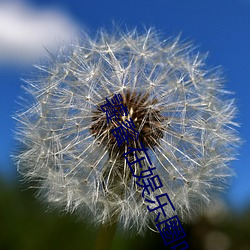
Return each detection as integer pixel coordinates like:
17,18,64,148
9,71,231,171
14,27,240,234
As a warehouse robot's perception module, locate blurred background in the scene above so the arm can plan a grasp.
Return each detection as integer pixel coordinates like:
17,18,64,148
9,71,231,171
0,0,250,249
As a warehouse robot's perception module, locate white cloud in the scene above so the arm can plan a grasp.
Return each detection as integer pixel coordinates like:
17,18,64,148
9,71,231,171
0,1,78,65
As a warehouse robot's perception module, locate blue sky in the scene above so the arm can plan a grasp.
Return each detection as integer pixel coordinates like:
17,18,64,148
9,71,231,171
0,0,249,210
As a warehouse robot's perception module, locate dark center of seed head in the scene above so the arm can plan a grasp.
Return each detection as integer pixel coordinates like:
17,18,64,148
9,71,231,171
90,90,165,158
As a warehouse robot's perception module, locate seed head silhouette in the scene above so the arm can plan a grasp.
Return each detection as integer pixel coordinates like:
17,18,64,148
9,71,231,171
14,28,240,233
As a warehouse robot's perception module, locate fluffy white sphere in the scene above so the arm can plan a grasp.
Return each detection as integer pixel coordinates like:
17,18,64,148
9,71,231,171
14,28,240,233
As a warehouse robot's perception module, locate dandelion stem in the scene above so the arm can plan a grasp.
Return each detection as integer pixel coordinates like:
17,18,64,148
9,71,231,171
94,220,117,250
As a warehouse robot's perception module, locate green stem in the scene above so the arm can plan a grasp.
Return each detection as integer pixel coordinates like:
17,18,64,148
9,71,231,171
94,220,117,250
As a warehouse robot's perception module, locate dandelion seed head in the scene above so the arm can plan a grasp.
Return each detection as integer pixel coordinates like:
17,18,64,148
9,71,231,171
14,27,240,233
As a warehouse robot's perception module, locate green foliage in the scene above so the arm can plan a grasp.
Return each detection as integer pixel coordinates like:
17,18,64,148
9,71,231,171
1,177,250,250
